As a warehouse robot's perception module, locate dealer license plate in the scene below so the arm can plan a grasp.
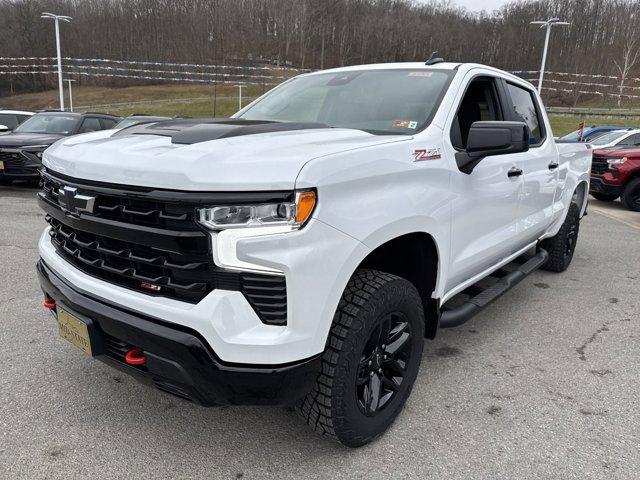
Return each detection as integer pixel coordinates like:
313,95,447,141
57,308,92,356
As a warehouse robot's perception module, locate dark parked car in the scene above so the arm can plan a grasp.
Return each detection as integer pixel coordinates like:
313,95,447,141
0,111,120,184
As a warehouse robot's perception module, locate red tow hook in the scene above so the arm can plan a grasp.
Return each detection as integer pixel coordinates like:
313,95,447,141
124,348,146,366
43,295,56,311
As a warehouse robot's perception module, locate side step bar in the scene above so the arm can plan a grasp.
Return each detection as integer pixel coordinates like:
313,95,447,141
439,249,549,329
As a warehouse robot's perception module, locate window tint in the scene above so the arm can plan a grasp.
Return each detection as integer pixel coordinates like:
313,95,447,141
618,133,640,147
506,83,544,145
100,118,117,129
78,117,102,133
450,77,502,150
0,114,19,129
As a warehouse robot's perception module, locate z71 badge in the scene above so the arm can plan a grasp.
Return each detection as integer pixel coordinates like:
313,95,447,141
413,148,441,161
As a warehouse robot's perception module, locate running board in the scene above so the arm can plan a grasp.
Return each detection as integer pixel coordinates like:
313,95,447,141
439,249,549,329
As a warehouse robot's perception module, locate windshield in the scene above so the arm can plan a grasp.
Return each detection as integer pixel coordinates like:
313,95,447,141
590,130,629,146
14,114,78,135
236,69,455,135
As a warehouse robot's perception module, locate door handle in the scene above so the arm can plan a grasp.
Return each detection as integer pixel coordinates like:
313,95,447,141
507,167,523,178
548,161,559,170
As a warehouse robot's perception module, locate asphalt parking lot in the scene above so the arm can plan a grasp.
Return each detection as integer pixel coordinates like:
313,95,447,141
0,184,638,480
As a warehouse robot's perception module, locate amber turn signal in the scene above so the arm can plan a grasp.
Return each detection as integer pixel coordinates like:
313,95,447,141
295,191,317,225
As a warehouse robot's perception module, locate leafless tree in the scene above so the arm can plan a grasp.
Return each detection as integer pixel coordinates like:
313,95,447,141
614,37,640,107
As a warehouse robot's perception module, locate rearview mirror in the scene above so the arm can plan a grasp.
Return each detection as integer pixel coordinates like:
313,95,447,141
0,124,9,133
456,121,530,174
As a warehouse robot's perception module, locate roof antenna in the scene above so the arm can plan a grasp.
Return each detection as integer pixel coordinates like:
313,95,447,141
425,51,444,65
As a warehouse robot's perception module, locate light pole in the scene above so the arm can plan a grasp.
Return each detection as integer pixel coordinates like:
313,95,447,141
530,18,570,94
41,12,72,111
65,79,76,112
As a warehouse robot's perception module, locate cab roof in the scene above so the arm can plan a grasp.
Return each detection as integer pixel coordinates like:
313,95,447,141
303,62,535,91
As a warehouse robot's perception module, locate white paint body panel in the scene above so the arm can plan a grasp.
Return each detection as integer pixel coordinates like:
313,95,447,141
39,62,592,365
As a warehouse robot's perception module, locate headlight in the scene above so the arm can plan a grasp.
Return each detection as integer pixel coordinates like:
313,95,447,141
197,190,316,230
607,157,627,167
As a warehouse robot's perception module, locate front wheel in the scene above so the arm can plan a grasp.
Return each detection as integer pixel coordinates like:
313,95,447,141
540,202,581,272
299,269,424,447
591,192,618,202
621,178,640,212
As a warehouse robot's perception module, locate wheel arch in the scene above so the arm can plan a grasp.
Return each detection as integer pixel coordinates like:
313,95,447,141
573,180,589,217
356,231,441,339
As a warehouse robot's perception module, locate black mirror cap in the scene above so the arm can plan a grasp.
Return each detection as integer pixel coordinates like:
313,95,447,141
456,121,530,174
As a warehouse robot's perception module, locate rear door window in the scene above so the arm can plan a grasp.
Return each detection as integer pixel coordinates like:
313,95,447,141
78,117,102,133
99,118,117,129
505,83,545,145
618,133,640,147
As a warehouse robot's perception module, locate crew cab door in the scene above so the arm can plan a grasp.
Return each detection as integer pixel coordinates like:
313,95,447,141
444,74,524,291
502,81,558,244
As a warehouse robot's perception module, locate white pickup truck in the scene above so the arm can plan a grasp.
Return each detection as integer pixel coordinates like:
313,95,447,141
37,61,591,447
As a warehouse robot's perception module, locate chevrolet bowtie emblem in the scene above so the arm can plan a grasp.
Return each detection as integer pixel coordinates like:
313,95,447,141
58,186,96,215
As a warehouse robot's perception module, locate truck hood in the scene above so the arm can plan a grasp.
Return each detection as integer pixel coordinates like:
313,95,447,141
43,127,409,191
0,132,65,148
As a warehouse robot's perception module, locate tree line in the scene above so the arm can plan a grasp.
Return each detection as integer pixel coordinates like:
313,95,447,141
1,0,639,101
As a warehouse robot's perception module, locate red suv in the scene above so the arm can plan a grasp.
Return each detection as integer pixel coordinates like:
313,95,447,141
590,148,640,211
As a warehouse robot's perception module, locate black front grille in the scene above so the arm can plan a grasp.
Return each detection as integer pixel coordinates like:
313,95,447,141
47,215,218,302
39,171,288,324
0,150,27,174
591,156,609,175
41,173,199,231
0,150,23,163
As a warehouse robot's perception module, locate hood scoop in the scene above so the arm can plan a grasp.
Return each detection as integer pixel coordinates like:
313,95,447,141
113,118,329,145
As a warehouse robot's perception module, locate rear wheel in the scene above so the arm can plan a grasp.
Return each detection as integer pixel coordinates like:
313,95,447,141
540,202,581,272
621,178,640,212
591,192,618,202
299,269,424,447
0,177,12,185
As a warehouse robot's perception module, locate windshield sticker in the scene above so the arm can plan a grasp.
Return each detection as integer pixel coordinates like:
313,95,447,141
408,71,433,77
392,120,419,129
413,148,441,161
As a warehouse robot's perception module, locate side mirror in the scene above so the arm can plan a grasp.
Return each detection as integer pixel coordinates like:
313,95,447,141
0,124,9,133
456,121,530,174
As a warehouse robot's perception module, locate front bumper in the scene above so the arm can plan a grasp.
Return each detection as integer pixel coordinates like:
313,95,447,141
589,176,624,196
37,259,322,406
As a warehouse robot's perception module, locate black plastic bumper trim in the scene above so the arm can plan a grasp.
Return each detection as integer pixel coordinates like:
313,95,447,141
37,259,320,406
589,176,624,196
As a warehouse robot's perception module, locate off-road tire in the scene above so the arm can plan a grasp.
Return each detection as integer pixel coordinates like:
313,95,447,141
621,178,640,212
591,192,618,202
299,269,425,447
540,202,581,272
